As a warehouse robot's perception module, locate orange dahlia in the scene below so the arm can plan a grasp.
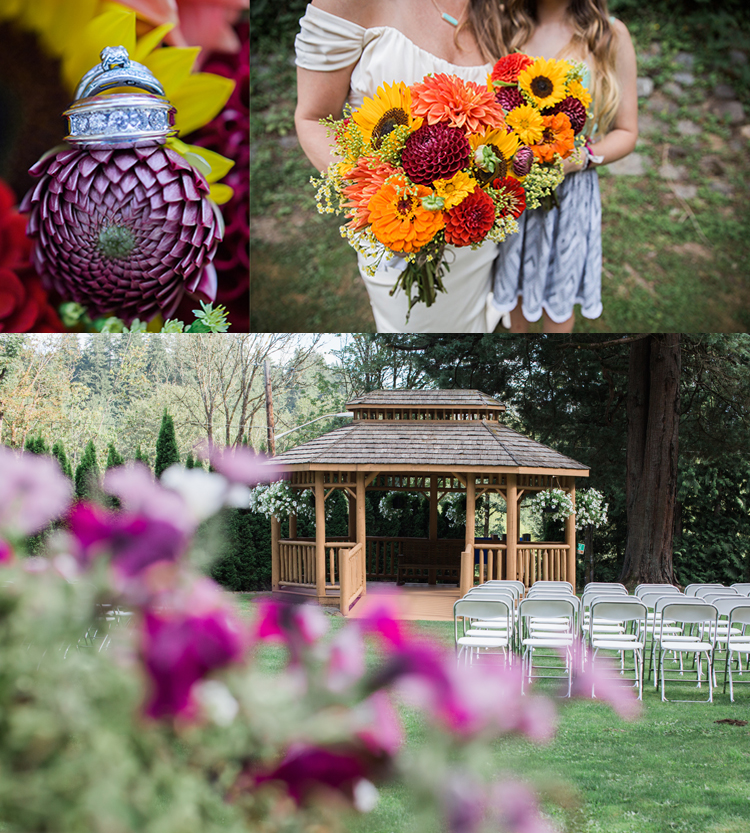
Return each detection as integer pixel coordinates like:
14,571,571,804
490,53,534,85
342,157,399,231
367,176,445,253
444,188,495,247
529,112,575,162
410,73,506,134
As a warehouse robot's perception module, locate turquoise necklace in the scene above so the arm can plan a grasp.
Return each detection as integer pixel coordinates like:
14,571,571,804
429,0,467,27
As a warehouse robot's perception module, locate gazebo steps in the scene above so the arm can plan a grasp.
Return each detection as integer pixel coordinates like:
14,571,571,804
348,583,461,622
273,585,340,607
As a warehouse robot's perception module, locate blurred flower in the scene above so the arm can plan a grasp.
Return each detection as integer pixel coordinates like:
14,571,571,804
0,540,13,564
442,772,487,833
0,180,64,333
193,678,239,726
352,692,404,756
352,592,409,648
67,502,187,576
570,645,642,720
160,463,249,519
254,599,329,663
142,578,246,718
0,447,72,538
201,442,277,486
490,780,557,833
326,625,367,693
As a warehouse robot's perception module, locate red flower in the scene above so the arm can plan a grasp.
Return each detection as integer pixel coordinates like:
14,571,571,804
491,53,534,85
444,188,496,246
492,176,527,218
0,180,63,333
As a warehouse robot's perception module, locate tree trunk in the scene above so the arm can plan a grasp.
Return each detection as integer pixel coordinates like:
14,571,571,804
619,334,681,588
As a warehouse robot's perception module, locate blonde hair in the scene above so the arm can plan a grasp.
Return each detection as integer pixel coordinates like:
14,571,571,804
464,0,621,136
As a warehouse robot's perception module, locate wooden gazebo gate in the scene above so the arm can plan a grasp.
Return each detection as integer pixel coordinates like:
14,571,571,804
269,390,589,617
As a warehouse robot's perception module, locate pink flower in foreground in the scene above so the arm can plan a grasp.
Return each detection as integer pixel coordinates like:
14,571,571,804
0,540,13,565
199,442,278,486
327,625,367,692
254,600,328,663
0,448,72,538
570,645,642,720
142,578,246,719
352,592,409,648
490,780,557,833
68,502,187,575
353,692,404,757
441,771,488,833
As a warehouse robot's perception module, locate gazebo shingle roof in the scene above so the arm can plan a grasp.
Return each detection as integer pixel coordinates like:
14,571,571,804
346,389,504,409
273,419,588,471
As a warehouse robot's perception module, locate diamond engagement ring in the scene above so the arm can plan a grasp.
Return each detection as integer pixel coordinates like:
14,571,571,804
65,46,176,148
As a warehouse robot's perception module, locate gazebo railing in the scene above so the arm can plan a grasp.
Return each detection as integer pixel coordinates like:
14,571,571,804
365,537,404,581
474,543,507,583
516,543,570,586
339,542,365,615
278,540,356,590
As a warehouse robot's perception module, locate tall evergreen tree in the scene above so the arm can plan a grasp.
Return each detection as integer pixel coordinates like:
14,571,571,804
154,410,180,477
24,434,48,455
134,444,150,468
51,441,73,478
185,453,195,469
75,440,101,500
106,442,124,470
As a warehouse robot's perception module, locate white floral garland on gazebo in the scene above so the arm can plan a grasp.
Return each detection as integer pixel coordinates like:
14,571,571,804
527,488,608,529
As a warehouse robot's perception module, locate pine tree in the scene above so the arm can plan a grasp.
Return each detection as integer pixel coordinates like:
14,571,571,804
24,435,48,455
75,440,101,500
154,410,180,478
51,441,73,478
106,442,124,470
134,444,150,468
185,453,195,469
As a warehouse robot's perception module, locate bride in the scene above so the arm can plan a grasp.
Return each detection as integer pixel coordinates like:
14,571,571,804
294,0,506,333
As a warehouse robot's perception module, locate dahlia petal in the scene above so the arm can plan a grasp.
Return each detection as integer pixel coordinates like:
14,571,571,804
135,165,158,189
181,174,201,201
146,152,170,172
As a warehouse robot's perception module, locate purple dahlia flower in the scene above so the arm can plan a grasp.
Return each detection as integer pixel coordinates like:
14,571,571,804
20,145,223,324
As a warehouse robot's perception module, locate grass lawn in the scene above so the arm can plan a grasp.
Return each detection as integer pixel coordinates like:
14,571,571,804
235,595,750,833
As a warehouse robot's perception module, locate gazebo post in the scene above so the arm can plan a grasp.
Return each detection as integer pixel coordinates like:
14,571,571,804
429,475,438,541
565,479,576,590
356,471,367,597
271,515,280,591
506,474,518,584
315,471,326,601
347,492,356,542
288,512,297,540
464,474,476,590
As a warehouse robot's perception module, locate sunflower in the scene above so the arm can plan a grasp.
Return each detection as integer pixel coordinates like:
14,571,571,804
468,127,520,184
505,104,545,146
352,82,420,149
518,57,569,109
367,175,445,253
528,112,575,163
0,2,234,203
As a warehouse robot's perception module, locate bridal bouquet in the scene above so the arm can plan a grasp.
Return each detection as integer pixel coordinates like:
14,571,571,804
314,70,581,317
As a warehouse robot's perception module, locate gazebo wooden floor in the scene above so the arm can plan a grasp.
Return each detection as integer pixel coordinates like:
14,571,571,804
348,583,461,622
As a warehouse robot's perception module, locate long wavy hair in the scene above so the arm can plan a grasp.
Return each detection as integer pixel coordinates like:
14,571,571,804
461,0,621,136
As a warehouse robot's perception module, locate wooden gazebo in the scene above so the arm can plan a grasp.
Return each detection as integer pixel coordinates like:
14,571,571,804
269,390,589,618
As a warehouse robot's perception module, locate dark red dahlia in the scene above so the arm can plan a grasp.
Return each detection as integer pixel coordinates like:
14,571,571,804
512,146,534,178
495,86,525,113
444,188,495,247
546,96,587,134
491,53,534,85
401,123,470,186
0,179,63,332
491,176,527,219
21,145,222,325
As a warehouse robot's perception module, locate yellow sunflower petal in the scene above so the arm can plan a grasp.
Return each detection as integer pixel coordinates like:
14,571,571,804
168,72,235,137
62,6,137,93
42,0,99,58
132,22,175,62
209,184,234,205
167,139,234,182
147,314,164,332
142,46,200,99
0,0,24,23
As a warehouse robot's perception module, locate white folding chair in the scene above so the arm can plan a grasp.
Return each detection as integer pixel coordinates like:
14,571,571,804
635,584,681,599
722,603,750,701
657,602,718,703
518,597,579,696
687,584,726,598
453,598,512,667
588,598,647,700
730,583,750,597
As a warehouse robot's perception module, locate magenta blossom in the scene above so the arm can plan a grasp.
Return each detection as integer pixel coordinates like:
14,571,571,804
570,644,642,720
442,772,488,833
68,502,187,576
252,744,371,807
142,578,246,719
0,448,72,538
326,624,367,693
253,600,328,663
352,692,404,757
198,441,278,486
352,592,410,648
0,539,13,565
490,780,557,833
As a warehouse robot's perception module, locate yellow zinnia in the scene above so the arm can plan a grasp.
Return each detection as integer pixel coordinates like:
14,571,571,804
567,79,593,110
433,171,477,209
353,82,421,148
518,57,569,109
505,104,545,146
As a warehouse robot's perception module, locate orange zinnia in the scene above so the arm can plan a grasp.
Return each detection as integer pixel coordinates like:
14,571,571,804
342,157,399,231
367,176,445,253
410,73,506,134
529,112,575,162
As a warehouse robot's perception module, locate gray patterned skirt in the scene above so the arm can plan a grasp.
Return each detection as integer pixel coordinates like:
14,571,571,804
491,167,602,323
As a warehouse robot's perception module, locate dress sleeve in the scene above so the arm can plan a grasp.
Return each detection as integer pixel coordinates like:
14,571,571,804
295,5,366,71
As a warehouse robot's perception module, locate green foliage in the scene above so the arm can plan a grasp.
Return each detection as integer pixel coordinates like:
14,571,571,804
134,444,150,469
209,509,273,591
74,440,100,500
154,410,180,478
250,0,307,48
105,442,124,470
23,434,48,455
51,441,73,479
185,453,196,469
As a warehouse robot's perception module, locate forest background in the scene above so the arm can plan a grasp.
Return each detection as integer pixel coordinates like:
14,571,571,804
2,332,750,591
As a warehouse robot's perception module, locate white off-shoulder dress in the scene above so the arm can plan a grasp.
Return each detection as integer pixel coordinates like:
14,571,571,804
295,4,503,333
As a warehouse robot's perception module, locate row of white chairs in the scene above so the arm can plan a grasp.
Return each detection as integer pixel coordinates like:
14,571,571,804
453,580,750,703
